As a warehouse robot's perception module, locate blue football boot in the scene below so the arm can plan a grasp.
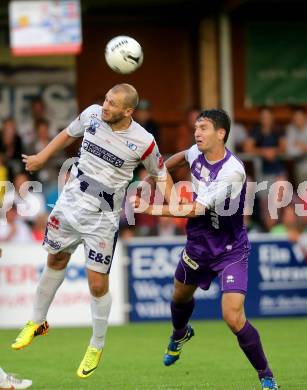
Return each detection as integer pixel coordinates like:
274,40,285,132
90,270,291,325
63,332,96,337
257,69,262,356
163,324,194,366
261,377,279,390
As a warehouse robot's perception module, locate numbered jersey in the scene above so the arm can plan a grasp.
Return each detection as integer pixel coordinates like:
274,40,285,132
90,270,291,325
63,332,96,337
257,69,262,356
61,104,166,213
184,145,249,261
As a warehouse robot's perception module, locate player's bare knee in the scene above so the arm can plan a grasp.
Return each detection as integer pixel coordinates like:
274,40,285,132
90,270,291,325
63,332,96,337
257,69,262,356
89,282,108,297
47,252,70,270
88,271,109,297
223,309,245,332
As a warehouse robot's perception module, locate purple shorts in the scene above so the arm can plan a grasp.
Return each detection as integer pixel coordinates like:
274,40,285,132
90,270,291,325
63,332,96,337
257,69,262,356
175,244,250,294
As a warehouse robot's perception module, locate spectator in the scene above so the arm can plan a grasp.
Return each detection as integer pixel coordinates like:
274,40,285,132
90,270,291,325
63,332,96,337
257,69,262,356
27,119,61,186
270,204,300,240
19,97,57,148
134,166,159,236
231,122,248,153
176,107,200,151
286,107,307,184
32,214,48,242
0,117,23,179
0,204,33,243
0,153,8,204
156,216,181,236
4,172,47,226
134,99,160,140
28,118,51,154
243,107,286,181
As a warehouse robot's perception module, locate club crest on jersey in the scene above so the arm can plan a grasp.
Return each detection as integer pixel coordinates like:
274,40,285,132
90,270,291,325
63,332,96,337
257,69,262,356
126,140,137,151
86,119,100,135
156,152,164,169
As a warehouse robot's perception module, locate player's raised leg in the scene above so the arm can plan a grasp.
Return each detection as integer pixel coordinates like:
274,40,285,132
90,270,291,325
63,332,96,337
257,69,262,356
222,293,278,390
11,252,70,350
163,278,196,366
77,270,111,378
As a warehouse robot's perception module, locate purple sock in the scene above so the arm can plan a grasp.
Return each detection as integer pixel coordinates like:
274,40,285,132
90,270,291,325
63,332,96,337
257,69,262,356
171,299,195,340
236,321,273,380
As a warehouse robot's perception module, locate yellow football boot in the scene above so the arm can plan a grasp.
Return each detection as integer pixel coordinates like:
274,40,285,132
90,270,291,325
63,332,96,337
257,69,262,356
77,346,103,378
11,320,49,350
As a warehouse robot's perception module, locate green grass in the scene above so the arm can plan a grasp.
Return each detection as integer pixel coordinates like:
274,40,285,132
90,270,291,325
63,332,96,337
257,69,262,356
0,318,306,389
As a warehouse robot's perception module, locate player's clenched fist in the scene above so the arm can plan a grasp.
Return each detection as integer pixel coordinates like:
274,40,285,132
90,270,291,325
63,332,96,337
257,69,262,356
22,154,44,171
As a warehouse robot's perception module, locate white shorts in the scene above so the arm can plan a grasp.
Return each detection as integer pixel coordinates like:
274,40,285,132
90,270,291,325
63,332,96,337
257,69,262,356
43,200,120,274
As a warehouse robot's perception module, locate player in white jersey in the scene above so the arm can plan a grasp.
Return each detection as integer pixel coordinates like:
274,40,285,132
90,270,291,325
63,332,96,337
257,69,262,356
11,84,174,378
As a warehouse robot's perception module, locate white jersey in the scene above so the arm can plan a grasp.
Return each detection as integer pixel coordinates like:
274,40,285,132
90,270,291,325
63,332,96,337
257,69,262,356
61,104,166,213
185,144,246,209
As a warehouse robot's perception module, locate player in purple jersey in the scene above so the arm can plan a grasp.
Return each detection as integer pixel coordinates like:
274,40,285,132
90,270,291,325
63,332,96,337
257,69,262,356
134,109,278,390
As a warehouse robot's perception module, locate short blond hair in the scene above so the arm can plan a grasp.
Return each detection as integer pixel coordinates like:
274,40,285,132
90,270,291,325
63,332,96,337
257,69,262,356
111,83,139,109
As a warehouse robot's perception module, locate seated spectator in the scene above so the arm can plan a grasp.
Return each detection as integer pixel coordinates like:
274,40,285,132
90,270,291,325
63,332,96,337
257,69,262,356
27,118,61,186
231,122,247,153
134,99,160,140
0,117,23,179
0,153,8,204
0,204,33,243
134,166,158,236
19,97,58,148
28,118,51,154
270,204,299,238
176,107,200,151
32,213,48,242
286,107,307,184
156,216,183,236
243,107,286,181
4,172,47,226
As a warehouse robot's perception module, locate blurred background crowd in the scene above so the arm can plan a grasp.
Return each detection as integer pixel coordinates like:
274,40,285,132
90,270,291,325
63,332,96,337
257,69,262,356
0,0,306,250
0,97,306,248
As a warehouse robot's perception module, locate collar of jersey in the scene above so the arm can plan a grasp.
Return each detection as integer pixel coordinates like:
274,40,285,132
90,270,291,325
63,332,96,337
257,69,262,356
102,119,134,134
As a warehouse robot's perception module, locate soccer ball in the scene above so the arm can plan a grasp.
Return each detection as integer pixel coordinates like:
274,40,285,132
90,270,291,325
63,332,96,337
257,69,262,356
105,36,143,74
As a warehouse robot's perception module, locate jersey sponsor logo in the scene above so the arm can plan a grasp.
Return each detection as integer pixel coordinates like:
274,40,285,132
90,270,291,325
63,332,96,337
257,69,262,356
83,139,124,167
182,249,199,270
47,216,60,230
88,249,111,265
86,118,100,135
126,140,137,151
43,236,61,251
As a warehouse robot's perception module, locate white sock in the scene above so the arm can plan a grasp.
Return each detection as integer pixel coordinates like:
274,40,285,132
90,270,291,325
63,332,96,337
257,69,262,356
0,367,6,382
32,265,66,323
90,292,112,350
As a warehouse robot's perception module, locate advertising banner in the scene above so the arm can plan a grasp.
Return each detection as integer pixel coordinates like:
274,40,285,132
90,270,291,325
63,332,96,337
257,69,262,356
246,22,307,105
0,242,126,328
246,236,307,317
127,236,307,321
9,0,82,56
127,237,221,322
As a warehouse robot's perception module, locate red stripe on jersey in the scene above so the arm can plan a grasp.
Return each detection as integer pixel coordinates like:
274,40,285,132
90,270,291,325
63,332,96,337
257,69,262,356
141,140,155,160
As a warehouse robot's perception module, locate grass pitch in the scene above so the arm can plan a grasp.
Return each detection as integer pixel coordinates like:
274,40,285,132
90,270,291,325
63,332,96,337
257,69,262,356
0,318,306,390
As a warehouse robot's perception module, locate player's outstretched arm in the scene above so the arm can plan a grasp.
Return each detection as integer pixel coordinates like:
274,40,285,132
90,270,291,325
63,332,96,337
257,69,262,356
132,197,206,218
165,150,187,173
22,128,76,172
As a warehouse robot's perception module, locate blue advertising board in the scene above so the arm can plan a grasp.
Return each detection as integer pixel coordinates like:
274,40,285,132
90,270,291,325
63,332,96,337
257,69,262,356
127,236,307,322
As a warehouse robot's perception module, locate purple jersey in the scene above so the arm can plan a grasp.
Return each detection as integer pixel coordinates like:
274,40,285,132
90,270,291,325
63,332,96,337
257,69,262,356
185,146,249,262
